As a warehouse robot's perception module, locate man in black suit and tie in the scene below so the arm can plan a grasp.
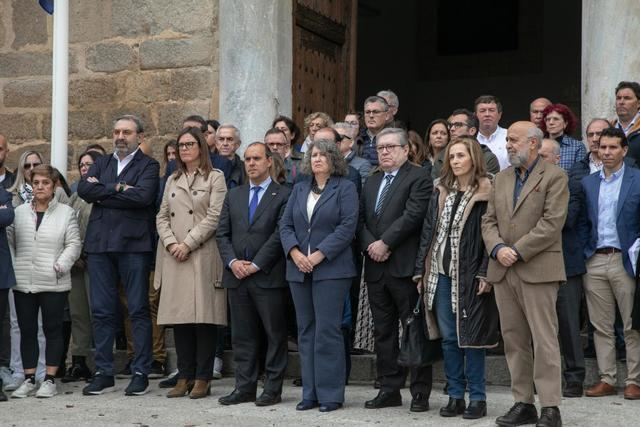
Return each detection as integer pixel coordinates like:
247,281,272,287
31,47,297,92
359,128,433,411
78,115,159,396
216,142,291,407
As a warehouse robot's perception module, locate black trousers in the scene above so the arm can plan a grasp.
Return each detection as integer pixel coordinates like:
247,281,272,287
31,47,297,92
557,275,585,384
0,289,8,367
367,275,432,396
173,324,217,380
228,283,288,395
13,290,68,369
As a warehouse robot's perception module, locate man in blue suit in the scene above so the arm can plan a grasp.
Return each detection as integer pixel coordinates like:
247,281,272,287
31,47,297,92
579,127,640,400
78,115,159,396
0,187,15,401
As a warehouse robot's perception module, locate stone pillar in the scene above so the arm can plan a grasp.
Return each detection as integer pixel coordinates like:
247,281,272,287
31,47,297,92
582,0,640,128
218,0,292,152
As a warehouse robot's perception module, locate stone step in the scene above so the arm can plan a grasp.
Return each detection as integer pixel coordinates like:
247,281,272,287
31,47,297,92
105,347,628,388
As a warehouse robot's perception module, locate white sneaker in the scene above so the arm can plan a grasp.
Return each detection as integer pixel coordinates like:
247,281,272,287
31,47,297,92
35,379,57,398
212,357,223,379
11,378,37,398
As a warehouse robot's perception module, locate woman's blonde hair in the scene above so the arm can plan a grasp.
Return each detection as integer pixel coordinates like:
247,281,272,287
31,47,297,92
8,150,44,194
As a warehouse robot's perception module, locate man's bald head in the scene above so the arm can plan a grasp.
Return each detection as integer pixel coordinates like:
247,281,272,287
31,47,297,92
539,138,561,165
506,121,543,168
530,97,552,127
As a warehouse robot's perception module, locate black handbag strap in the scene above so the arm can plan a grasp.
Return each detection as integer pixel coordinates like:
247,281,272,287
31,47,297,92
413,290,423,315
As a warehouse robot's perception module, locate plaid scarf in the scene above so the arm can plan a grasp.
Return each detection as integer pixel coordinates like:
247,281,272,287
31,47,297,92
425,184,474,313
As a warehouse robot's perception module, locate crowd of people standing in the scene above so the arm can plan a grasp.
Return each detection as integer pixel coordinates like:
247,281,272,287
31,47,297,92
1,81,640,427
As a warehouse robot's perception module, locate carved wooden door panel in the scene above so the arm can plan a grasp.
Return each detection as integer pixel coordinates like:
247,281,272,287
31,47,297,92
292,0,357,127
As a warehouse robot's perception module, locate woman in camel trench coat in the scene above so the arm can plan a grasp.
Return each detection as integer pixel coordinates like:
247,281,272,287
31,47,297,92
154,127,227,399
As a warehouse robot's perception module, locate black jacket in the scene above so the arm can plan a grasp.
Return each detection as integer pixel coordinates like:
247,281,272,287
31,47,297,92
359,161,432,281
414,178,499,348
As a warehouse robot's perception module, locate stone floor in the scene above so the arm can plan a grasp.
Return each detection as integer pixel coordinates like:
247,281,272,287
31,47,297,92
1,377,638,426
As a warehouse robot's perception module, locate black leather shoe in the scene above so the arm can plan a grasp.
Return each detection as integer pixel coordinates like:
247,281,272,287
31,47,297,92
255,391,282,406
364,391,402,409
410,392,429,412
536,406,561,427
296,399,319,410
319,402,342,412
218,389,256,405
439,397,465,417
496,402,538,426
463,400,487,419
562,382,583,398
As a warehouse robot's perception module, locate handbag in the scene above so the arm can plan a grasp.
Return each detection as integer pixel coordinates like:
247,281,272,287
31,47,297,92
397,292,443,368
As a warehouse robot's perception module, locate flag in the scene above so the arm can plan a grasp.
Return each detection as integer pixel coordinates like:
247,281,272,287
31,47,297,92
39,0,53,15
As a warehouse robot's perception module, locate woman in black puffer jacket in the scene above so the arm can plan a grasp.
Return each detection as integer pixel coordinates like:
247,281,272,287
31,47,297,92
414,136,499,420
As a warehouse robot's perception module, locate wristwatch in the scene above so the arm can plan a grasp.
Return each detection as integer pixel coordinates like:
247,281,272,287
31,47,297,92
118,181,126,193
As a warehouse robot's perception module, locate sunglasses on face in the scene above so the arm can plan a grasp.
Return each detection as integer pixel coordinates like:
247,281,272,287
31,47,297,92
24,162,42,169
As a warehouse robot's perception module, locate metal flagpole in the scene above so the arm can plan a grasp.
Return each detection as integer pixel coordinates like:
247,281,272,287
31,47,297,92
50,0,69,177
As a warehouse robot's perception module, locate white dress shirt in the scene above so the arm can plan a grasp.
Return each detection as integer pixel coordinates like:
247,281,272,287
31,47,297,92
477,126,509,170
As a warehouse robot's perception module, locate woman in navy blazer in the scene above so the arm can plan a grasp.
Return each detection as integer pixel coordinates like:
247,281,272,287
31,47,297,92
280,139,358,412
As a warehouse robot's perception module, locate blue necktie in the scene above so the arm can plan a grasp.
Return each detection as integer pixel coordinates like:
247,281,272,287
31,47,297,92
248,186,261,223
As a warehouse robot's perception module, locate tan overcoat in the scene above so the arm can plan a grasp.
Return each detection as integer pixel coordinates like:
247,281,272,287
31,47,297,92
154,169,227,325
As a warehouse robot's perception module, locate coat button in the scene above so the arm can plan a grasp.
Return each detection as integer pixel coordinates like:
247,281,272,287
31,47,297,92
193,191,198,196
171,193,175,197
170,212,175,217
189,210,193,214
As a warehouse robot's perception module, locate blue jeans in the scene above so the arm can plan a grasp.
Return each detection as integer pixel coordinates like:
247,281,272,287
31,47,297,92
434,274,486,401
88,252,153,376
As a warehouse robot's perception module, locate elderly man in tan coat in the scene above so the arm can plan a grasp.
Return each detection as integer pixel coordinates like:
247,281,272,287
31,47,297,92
482,122,568,427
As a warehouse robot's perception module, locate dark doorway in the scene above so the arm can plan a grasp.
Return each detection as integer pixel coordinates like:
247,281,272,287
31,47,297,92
356,0,582,137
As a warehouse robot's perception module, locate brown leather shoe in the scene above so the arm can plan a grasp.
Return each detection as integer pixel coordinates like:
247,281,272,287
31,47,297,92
166,379,194,398
585,381,617,397
189,379,211,399
624,384,640,400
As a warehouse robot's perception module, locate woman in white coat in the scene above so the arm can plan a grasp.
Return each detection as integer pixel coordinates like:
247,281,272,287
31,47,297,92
8,165,81,399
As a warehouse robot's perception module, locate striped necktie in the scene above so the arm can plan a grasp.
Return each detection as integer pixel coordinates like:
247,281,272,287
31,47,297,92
375,174,393,216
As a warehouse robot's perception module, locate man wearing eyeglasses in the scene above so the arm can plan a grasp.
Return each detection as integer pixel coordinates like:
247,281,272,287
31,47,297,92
446,109,500,175
0,135,15,190
361,96,391,166
359,128,433,412
264,128,302,188
377,90,400,126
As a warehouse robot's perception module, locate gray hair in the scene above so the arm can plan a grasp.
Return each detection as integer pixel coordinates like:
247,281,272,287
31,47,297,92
377,127,409,146
542,138,561,156
300,139,348,177
585,117,612,134
113,114,144,133
526,126,544,148
377,90,399,109
217,123,241,142
364,95,389,111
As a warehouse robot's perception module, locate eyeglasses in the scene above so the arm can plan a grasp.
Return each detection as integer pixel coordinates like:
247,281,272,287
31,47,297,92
24,162,42,169
376,144,402,153
79,162,94,168
448,122,468,129
346,121,359,126
177,141,197,150
364,110,387,116
587,131,603,138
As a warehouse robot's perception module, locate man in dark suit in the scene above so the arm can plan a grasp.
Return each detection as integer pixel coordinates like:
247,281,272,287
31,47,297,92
0,186,15,401
359,128,433,412
216,142,290,407
579,127,640,400
78,115,159,396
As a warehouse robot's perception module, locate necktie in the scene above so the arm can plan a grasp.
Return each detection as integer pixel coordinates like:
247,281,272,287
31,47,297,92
248,186,261,223
375,174,393,216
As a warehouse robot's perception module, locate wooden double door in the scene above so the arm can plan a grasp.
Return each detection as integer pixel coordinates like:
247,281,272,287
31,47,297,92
292,0,357,128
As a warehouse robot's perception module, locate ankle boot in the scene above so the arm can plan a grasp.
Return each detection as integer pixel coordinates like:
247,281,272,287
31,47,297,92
167,379,194,398
189,379,211,399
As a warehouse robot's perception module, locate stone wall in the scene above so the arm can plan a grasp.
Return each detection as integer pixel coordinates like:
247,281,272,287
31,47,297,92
0,0,219,179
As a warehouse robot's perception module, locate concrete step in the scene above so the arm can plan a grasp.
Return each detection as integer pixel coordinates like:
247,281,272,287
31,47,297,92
103,347,628,388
